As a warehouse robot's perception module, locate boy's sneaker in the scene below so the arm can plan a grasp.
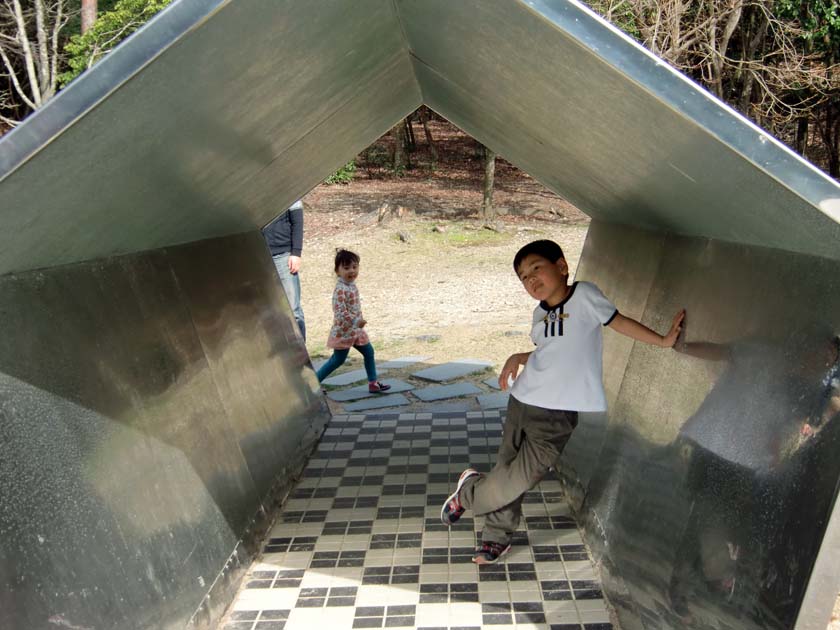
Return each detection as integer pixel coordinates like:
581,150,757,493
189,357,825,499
472,541,512,565
440,468,481,526
368,381,391,393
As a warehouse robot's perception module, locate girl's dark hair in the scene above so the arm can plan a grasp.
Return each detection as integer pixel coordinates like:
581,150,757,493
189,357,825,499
513,239,565,272
334,248,360,272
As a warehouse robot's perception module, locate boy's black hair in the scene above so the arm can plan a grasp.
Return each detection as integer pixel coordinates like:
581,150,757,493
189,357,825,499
334,248,360,272
513,240,565,272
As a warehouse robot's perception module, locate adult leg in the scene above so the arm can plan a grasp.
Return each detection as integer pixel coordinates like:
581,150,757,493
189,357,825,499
316,348,350,382
460,397,576,544
272,253,306,341
354,343,378,382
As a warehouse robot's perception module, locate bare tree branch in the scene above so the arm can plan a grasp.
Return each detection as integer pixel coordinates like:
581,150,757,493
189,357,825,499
0,0,70,122
0,41,38,110
9,0,43,106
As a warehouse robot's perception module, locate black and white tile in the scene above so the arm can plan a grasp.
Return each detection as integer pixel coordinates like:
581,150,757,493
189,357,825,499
223,411,615,629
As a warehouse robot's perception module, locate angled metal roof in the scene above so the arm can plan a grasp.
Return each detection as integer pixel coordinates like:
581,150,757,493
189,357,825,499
0,0,838,275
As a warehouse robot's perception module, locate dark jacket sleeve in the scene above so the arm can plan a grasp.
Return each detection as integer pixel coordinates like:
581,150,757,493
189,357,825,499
288,205,303,256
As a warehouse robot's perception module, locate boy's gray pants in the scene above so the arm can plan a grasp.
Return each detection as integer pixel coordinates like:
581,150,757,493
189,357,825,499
459,395,577,545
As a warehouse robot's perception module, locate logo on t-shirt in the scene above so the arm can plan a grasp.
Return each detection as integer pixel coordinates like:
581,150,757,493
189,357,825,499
543,308,569,337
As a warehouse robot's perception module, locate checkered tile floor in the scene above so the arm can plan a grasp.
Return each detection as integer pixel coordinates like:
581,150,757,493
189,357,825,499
222,411,615,630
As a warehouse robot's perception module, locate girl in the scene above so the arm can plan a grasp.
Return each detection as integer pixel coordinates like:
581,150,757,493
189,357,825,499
316,249,391,393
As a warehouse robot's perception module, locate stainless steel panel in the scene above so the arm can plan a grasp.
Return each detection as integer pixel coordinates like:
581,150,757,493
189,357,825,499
559,224,667,509
396,0,840,259
0,232,328,629
561,219,840,629
0,0,420,274
166,232,327,497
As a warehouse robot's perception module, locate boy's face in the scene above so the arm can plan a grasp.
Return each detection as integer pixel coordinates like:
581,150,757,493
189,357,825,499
516,253,569,303
337,261,359,283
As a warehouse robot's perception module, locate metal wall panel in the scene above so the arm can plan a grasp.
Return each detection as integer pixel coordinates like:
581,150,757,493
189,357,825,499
0,0,420,275
0,232,328,629
561,219,840,629
558,224,667,509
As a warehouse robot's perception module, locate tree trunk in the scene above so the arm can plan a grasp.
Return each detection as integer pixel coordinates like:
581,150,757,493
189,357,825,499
404,116,416,151
481,146,496,223
823,102,839,178
737,8,767,115
392,122,406,173
81,0,98,34
794,117,808,157
419,106,438,162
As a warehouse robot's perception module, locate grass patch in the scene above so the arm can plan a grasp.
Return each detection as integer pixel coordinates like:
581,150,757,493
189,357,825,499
413,223,510,248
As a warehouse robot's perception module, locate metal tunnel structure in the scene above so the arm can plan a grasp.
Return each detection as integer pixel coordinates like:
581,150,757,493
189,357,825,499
2,0,840,628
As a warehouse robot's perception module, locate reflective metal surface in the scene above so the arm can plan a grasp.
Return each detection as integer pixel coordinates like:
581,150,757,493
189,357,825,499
559,219,840,630
0,0,420,274
0,232,328,629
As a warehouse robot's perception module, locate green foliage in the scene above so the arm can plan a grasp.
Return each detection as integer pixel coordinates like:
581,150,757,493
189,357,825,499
324,161,356,185
588,0,643,41
775,0,840,56
59,0,174,87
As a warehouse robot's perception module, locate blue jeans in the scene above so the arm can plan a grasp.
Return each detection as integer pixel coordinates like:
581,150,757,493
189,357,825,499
317,343,377,383
272,253,305,341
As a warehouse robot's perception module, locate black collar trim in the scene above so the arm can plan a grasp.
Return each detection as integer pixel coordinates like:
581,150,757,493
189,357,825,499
540,281,578,311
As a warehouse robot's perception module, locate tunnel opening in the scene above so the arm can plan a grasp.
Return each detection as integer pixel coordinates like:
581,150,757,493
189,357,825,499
2,0,840,629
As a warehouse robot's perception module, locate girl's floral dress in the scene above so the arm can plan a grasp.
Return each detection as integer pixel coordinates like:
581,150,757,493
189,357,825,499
327,278,370,349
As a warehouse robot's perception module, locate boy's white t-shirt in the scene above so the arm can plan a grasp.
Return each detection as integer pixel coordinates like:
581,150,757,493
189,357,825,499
509,281,618,412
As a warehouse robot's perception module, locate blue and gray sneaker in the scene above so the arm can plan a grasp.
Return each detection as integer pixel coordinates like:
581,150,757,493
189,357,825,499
440,468,481,526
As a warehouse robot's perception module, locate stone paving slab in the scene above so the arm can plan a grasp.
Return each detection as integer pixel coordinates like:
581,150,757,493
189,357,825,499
342,393,410,412
411,359,493,382
326,379,414,402
321,368,390,387
413,382,482,402
377,356,429,369
421,402,473,413
483,376,501,390
478,391,510,410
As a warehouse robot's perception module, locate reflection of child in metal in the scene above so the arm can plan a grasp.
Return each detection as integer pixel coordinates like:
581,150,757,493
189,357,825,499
798,335,840,441
667,329,840,622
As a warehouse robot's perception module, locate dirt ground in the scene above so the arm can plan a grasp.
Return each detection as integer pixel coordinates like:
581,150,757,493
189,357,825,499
300,208,589,369
298,118,590,374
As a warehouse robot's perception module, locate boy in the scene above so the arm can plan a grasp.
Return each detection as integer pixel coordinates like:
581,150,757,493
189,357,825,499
441,239,685,564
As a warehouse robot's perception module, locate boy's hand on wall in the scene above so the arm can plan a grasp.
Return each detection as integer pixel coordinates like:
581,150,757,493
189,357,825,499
499,352,531,390
662,309,686,348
